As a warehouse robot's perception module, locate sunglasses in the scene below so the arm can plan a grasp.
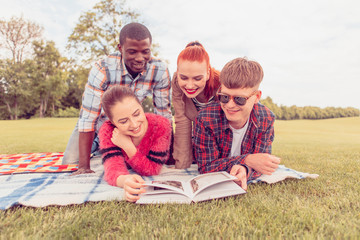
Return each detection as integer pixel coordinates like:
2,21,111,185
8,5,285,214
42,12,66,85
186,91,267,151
217,90,258,106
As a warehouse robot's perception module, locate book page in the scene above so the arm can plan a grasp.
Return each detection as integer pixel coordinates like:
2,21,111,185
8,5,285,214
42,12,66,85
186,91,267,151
142,180,186,195
188,172,237,196
192,180,246,202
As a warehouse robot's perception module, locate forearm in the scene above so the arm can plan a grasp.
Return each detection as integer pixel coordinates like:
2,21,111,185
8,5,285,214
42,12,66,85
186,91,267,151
121,144,137,159
243,123,275,178
126,151,165,176
197,155,248,174
78,131,95,169
173,118,193,169
103,157,129,186
153,72,172,121
172,79,194,168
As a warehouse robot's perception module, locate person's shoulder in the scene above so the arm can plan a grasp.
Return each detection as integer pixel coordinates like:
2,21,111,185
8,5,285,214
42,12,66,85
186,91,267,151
252,103,275,128
254,102,275,118
92,52,121,69
99,120,114,131
98,120,114,139
146,113,172,134
197,102,222,122
147,56,168,70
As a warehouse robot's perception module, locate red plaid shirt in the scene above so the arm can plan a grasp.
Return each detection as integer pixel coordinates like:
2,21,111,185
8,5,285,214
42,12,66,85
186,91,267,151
193,102,275,180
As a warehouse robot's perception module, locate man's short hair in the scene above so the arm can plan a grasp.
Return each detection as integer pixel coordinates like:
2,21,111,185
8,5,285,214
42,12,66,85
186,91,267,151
119,22,152,45
220,57,264,89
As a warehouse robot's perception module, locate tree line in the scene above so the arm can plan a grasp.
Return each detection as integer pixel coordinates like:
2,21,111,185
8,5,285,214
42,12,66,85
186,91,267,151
261,97,359,120
0,0,358,120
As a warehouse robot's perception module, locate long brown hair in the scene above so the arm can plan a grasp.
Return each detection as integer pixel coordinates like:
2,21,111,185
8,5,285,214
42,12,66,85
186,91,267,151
177,41,220,100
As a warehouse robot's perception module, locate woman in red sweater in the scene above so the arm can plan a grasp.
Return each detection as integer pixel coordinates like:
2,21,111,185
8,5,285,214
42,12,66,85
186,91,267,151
99,85,172,202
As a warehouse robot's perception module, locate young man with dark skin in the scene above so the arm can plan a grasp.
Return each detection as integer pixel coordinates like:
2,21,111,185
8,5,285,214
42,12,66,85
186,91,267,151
193,57,280,190
63,23,172,175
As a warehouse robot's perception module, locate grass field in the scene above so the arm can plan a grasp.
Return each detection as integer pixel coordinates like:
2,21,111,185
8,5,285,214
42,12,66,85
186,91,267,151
0,117,359,239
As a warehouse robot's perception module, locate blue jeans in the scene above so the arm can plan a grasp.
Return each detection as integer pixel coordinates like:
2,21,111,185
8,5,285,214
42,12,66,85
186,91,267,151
62,122,100,164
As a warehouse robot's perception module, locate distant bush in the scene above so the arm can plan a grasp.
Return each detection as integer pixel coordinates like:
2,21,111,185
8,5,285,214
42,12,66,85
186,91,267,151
261,97,360,120
54,107,80,118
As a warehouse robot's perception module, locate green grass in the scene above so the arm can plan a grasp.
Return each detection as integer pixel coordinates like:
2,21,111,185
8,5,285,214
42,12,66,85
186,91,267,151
1,117,360,239
0,118,77,154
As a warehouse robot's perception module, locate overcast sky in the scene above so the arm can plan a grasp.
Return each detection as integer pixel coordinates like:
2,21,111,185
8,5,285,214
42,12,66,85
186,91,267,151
1,0,359,109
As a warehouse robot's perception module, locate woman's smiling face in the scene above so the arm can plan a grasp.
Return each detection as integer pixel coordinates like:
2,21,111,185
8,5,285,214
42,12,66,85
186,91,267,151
177,60,209,98
110,97,148,139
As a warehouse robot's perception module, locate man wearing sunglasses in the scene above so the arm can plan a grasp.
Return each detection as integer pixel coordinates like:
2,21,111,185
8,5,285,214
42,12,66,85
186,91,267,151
193,57,280,190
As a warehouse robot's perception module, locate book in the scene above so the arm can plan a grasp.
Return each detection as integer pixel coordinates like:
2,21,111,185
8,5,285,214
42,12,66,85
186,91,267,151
136,171,246,204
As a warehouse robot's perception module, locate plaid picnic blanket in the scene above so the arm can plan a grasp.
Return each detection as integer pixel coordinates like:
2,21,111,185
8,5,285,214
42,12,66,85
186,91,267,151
0,153,319,210
0,152,77,175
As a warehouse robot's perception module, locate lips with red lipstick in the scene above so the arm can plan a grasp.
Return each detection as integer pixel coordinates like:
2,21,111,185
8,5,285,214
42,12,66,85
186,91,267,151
184,88,199,95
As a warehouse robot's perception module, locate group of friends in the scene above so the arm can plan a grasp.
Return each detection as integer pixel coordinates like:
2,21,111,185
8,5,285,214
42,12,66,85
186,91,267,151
62,22,281,202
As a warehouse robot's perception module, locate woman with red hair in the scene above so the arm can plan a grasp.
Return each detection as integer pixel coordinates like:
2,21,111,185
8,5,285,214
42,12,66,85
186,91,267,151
172,41,220,169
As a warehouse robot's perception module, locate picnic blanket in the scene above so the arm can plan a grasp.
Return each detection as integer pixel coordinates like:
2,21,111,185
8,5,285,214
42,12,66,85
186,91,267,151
0,152,77,175
0,153,319,210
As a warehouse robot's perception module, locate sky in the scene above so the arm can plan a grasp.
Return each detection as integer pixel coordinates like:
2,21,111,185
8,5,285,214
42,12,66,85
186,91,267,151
1,0,359,109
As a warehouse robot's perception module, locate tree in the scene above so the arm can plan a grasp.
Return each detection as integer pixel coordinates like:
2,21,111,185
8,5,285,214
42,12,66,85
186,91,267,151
0,15,43,64
0,59,33,120
60,65,89,109
67,0,139,65
30,41,68,118
0,16,43,120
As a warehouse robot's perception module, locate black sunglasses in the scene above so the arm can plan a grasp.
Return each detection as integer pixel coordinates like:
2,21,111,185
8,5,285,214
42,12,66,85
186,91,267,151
217,90,258,106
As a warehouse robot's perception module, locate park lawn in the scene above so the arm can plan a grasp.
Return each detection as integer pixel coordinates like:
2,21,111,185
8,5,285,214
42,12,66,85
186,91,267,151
0,118,77,154
0,117,359,239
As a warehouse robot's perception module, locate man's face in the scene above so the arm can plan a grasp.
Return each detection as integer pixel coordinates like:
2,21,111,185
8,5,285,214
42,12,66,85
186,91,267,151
119,37,151,75
219,84,261,129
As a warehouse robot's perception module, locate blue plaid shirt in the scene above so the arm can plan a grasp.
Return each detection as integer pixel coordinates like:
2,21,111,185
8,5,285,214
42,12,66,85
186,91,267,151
78,52,172,132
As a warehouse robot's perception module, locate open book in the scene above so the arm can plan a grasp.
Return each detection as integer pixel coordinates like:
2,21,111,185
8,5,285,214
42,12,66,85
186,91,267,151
136,171,246,204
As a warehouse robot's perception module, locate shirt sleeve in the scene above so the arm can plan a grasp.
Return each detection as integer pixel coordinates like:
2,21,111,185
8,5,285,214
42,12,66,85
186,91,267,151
99,121,129,186
152,66,172,121
78,61,107,132
247,117,275,179
172,74,193,168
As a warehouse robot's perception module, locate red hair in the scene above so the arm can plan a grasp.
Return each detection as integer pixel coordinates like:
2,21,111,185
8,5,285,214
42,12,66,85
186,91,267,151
177,41,220,100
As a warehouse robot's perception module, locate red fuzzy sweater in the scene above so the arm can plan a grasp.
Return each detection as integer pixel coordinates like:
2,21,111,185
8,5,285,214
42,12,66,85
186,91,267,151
99,113,172,186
